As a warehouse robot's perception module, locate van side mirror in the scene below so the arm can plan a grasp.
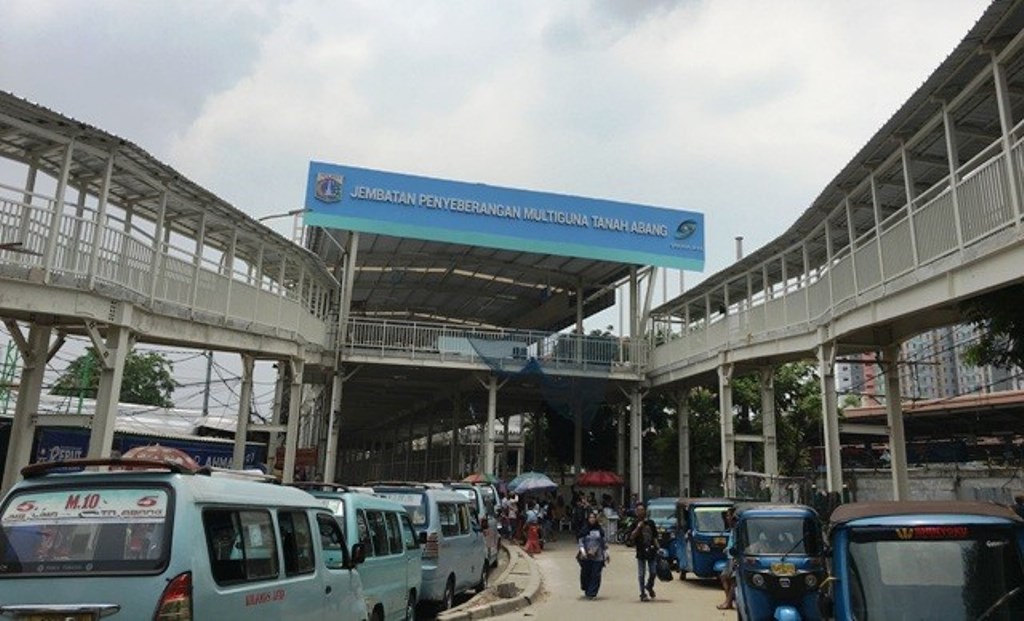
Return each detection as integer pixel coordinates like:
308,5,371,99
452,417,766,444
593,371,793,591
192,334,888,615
418,531,428,545
350,543,367,566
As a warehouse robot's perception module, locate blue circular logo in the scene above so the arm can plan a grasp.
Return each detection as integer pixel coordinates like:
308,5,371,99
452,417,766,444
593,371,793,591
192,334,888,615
675,219,697,240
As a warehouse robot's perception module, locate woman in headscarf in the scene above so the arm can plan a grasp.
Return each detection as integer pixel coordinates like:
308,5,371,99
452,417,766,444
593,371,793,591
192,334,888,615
576,510,609,599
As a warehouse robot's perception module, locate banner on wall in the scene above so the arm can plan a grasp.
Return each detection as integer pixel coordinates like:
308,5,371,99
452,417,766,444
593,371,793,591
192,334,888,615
304,163,705,271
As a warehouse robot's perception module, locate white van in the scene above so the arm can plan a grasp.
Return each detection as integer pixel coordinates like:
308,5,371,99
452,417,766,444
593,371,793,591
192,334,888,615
294,483,422,621
444,482,499,568
0,458,369,620
372,484,488,611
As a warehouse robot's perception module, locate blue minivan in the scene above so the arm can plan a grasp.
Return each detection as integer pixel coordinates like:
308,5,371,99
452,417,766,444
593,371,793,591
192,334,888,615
0,458,369,620
294,483,422,621
372,483,488,611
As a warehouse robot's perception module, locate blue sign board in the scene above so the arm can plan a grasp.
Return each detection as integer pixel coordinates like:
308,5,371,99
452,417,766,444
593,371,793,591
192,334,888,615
33,428,268,470
304,163,705,270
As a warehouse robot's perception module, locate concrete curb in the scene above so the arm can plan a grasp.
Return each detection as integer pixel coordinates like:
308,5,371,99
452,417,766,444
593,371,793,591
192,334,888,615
437,543,543,621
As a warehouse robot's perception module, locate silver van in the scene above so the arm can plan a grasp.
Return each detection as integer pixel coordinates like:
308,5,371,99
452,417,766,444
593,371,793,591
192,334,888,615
371,484,488,611
0,458,369,620
294,483,422,621
443,482,499,569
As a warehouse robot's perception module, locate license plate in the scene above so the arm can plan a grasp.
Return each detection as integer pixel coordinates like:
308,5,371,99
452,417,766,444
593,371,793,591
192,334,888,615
771,562,796,576
713,537,726,545
27,615,95,621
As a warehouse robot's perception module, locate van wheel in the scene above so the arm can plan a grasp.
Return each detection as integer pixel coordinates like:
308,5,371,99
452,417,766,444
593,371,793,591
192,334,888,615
476,563,488,592
405,591,416,621
440,576,455,611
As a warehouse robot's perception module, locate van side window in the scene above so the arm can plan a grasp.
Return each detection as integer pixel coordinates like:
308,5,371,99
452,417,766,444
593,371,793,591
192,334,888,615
279,511,315,576
356,510,372,553
203,509,279,585
384,511,404,554
439,503,459,537
400,513,419,550
458,504,471,535
316,513,347,570
366,510,390,557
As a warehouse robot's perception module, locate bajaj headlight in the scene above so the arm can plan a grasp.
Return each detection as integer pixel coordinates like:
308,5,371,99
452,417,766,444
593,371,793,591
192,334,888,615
751,573,766,588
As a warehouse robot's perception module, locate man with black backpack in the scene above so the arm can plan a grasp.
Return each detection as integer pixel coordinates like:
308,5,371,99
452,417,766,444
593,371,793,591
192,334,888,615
629,503,659,602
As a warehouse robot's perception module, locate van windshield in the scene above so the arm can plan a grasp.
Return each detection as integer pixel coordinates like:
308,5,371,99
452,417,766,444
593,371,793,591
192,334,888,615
0,486,171,575
375,491,428,527
693,507,728,533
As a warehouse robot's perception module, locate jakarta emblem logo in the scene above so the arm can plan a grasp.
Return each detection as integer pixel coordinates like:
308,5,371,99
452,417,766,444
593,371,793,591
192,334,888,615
675,219,698,240
315,173,344,203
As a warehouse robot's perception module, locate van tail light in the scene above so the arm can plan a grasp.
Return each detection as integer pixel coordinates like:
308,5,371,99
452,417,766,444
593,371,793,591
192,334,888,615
154,571,193,621
423,532,440,559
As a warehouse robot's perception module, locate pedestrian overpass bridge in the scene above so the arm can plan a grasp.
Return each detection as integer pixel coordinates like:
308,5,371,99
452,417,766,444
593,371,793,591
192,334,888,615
3,0,1024,500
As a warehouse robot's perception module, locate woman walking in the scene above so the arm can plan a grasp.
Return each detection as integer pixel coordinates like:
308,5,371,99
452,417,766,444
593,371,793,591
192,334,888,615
576,510,610,599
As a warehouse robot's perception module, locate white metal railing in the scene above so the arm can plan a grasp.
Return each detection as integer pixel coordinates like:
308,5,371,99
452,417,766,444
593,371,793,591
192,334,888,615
0,185,334,349
344,317,647,374
652,130,1024,372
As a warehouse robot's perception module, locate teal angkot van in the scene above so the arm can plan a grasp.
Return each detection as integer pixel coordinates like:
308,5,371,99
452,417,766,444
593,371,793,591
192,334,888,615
0,458,370,620
293,483,423,621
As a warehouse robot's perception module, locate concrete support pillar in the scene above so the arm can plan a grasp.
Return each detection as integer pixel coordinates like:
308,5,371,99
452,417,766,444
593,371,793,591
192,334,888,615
484,375,498,475
573,402,583,473
2,324,52,492
88,326,131,459
267,365,287,474
282,358,304,484
818,340,843,493
761,366,779,499
501,415,510,479
323,368,344,483
718,363,736,497
516,446,524,476
450,394,461,478
424,418,434,480
677,391,691,497
404,420,414,480
232,354,255,469
883,344,910,500
629,386,643,500
617,407,626,480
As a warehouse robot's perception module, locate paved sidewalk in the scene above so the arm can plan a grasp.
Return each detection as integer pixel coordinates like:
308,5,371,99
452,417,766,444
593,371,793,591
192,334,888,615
437,541,542,621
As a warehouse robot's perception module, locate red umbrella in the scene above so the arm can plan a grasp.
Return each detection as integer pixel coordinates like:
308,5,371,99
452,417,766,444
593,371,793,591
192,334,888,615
576,470,624,487
121,444,201,471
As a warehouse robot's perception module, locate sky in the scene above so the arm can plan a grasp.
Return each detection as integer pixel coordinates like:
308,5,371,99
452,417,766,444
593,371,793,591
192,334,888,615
0,0,992,416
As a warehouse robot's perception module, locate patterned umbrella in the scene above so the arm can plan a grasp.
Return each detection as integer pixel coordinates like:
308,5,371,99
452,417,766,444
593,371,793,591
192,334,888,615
576,470,625,487
509,471,557,494
122,444,201,471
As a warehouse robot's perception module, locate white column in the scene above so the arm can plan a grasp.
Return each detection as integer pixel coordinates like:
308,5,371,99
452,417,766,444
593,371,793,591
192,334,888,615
282,358,304,484
2,324,52,492
719,363,736,497
761,366,779,499
883,344,910,500
323,369,344,483
450,394,460,478
267,363,286,474
617,407,626,480
677,391,691,497
484,375,498,475
629,386,643,500
424,418,434,479
88,326,131,459
232,354,255,469
573,402,583,473
818,339,843,493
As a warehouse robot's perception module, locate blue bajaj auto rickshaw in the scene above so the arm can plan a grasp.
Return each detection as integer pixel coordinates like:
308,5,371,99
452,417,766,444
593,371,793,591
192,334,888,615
819,501,1024,621
674,497,733,580
646,497,679,567
733,505,824,621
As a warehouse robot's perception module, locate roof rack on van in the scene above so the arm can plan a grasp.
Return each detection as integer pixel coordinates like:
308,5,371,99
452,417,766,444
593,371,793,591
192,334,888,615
365,480,442,489
195,466,280,483
21,458,197,478
289,481,352,492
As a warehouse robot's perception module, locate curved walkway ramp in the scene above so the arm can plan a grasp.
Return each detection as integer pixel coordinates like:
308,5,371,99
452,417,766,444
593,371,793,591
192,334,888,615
647,0,1024,499
0,91,337,490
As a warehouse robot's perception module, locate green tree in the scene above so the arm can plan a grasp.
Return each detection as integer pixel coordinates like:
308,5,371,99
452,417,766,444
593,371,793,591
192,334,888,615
960,284,1024,369
51,348,177,407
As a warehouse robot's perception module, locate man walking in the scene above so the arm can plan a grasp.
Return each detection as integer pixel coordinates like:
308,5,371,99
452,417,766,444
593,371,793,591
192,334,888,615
629,503,659,601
